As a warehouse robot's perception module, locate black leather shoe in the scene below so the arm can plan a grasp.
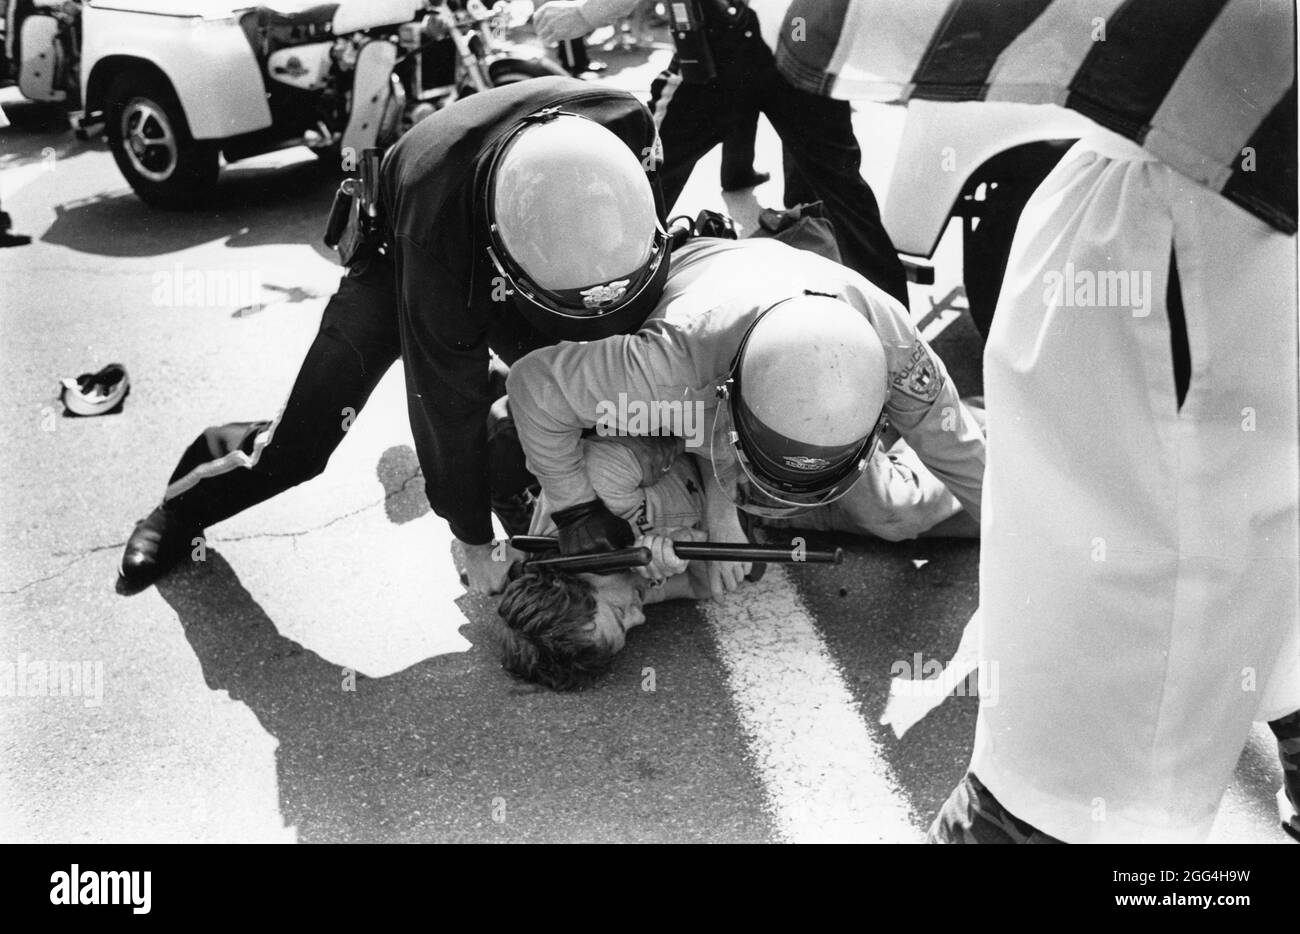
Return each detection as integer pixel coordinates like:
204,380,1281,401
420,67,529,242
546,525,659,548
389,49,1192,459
720,170,770,193
118,505,203,594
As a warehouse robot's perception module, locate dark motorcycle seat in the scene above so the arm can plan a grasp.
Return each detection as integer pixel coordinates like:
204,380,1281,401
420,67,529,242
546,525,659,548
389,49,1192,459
256,3,340,29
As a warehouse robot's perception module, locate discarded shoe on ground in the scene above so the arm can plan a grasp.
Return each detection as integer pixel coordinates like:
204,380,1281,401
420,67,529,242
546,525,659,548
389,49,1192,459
59,363,130,416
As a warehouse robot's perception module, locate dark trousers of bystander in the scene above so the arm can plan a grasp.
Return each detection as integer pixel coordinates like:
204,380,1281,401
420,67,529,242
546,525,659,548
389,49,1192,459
647,9,908,306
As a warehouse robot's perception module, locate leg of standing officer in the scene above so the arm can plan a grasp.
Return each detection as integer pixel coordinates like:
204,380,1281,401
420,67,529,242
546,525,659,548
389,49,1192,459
648,64,745,215
761,72,909,307
119,255,403,589
719,108,769,192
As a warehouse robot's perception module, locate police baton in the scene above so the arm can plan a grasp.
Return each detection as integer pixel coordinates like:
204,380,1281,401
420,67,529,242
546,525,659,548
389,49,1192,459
510,536,844,569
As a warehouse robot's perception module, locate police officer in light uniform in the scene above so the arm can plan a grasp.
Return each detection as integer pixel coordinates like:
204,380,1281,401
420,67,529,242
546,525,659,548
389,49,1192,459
518,299,977,554
118,77,670,596
505,235,985,589
532,0,909,306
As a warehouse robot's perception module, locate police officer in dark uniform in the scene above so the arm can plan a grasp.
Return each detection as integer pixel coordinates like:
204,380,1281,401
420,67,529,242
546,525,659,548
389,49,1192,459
119,76,669,596
534,0,909,306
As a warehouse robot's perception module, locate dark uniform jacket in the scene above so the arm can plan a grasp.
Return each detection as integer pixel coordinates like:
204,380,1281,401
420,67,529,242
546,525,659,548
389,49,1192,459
379,77,660,544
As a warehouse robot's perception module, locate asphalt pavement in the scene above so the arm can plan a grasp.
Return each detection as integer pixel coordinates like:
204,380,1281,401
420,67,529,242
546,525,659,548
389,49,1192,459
0,41,1289,843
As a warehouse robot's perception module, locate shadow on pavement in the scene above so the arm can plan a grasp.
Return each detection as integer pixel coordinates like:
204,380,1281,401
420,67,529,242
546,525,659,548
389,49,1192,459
0,98,98,166
155,548,519,841
39,157,338,259
154,545,755,842
376,445,428,526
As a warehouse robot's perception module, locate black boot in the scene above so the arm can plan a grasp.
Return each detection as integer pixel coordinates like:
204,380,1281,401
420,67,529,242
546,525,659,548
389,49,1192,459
118,504,204,594
720,170,770,193
0,211,30,248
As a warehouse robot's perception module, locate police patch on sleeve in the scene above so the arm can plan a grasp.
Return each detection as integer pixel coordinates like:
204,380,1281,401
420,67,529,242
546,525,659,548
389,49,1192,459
890,340,943,403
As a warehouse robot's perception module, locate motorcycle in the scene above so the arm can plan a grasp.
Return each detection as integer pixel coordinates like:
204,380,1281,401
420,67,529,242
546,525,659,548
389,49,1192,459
356,0,566,158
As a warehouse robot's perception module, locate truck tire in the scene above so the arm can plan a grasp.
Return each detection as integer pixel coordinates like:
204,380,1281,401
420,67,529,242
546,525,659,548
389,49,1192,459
961,141,1071,340
104,70,219,209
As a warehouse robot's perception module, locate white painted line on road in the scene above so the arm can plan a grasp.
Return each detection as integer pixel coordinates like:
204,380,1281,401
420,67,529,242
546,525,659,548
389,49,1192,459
702,566,919,843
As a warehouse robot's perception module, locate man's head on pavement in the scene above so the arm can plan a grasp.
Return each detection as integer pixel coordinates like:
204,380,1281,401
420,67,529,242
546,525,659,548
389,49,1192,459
498,565,646,690
713,293,889,517
485,111,669,342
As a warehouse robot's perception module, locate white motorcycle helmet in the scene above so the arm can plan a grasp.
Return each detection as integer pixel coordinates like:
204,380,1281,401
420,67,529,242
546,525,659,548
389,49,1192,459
712,293,890,516
482,109,670,340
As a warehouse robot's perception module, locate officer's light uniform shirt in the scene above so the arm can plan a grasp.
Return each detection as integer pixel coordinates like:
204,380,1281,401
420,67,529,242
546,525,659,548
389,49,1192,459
508,237,985,524
529,433,965,543
974,127,1300,842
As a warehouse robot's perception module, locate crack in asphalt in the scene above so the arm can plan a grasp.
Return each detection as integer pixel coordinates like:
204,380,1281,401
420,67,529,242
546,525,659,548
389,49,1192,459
1,468,426,596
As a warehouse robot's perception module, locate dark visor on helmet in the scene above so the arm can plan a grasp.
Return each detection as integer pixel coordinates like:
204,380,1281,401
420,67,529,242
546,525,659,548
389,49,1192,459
709,385,885,518
485,225,669,325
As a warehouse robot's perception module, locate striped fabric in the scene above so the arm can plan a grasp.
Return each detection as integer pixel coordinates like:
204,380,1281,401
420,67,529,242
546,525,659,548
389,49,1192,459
772,0,1296,233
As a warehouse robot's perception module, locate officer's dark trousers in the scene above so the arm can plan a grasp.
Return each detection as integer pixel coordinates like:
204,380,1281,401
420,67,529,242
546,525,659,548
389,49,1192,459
718,109,761,190
160,256,526,530
648,26,909,307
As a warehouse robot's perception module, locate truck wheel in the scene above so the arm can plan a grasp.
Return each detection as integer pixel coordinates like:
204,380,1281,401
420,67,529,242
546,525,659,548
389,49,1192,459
105,71,219,208
961,141,1071,340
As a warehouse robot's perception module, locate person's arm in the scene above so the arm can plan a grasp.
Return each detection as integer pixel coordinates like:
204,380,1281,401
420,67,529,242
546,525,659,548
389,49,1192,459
840,441,966,541
697,462,751,595
584,438,654,523
532,0,641,43
639,528,712,602
506,323,706,514
886,353,984,524
841,280,986,523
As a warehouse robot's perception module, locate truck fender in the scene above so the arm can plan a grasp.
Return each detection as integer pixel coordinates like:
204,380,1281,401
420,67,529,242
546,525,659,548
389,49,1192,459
81,7,271,140
883,99,1092,258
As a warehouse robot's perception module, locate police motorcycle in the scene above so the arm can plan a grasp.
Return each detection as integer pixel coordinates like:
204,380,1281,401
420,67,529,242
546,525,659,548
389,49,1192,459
0,0,559,207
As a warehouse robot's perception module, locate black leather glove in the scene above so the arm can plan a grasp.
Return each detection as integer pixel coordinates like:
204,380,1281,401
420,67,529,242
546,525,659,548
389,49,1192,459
552,499,634,556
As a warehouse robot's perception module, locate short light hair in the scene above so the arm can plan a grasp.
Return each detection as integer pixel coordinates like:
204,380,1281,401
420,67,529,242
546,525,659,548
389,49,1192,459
497,566,616,690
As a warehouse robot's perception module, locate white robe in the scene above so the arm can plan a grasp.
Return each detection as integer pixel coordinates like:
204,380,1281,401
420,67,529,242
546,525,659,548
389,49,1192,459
973,127,1300,843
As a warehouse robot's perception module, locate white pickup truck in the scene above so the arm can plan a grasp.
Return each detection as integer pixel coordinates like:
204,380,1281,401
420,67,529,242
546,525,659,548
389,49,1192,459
1,0,558,206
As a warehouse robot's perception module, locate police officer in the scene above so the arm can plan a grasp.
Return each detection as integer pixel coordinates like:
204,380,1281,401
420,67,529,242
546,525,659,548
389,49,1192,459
118,77,669,596
505,235,985,589
532,0,910,306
